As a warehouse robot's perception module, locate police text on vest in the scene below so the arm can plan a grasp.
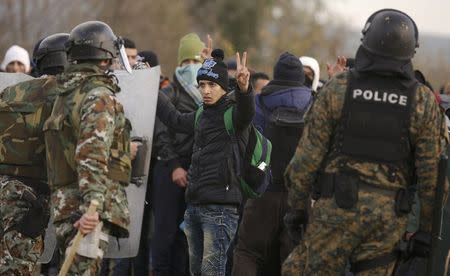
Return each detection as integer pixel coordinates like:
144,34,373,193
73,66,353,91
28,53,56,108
353,89,407,106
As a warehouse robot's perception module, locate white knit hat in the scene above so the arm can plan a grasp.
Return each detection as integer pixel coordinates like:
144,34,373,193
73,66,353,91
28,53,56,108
299,56,320,92
1,45,30,72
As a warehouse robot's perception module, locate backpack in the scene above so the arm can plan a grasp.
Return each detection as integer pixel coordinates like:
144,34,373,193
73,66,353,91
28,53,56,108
195,105,272,198
257,95,308,186
0,77,57,180
259,95,307,128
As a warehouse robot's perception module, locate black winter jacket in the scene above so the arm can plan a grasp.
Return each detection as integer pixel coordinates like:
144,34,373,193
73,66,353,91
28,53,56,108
152,75,199,172
156,88,255,206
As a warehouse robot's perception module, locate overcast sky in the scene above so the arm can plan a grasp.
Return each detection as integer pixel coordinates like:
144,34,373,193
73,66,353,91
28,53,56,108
327,0,450,37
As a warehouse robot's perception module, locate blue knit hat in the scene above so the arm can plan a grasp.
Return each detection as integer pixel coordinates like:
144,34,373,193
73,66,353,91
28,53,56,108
273,52,304,86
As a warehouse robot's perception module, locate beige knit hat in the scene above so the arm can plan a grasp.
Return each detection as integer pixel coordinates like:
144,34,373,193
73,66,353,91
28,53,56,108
177,33,204,65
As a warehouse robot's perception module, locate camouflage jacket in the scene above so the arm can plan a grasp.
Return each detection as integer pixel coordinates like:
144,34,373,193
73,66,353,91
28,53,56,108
44,63,131,237
285,71,448,232
0,76,58,181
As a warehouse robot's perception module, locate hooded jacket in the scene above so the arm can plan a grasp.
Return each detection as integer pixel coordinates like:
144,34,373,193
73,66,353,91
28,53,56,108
254,80,313,191
299,56,320,92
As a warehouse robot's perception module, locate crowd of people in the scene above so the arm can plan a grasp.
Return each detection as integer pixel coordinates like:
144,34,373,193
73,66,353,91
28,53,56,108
0,8,449,276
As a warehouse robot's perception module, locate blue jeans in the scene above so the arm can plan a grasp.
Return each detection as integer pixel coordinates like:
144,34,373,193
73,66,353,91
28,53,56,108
184,204,239,276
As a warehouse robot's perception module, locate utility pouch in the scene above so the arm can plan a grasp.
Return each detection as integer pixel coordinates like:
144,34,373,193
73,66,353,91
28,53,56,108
130,136,150,186
314,173,335,199
407,231,431,258
15,190,50,238
334,174,358,209
395,188,412,216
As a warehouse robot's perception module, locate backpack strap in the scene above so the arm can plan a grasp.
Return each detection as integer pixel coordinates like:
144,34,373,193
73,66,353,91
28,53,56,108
258,94,269,113
194,105,204,127
254,129,271,168
223,106,244,179
224,107,235,136
257,95,270,129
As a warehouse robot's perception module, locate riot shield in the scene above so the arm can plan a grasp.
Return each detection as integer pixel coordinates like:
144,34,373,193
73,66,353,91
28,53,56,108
0,72,34,91
104,67,160,258
39,219,57,263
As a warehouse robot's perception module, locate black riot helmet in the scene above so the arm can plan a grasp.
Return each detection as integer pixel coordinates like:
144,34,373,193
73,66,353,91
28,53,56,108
66,21,123,61
34,33,69,75
361,9,419,60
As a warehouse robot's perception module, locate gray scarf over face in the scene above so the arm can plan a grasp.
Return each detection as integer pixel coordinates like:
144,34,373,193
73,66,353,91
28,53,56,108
175,64,203,106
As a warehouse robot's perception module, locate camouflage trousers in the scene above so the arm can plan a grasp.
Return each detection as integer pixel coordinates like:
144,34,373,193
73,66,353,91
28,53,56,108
282,189,407,276
55,220,110,276
0,175,43,276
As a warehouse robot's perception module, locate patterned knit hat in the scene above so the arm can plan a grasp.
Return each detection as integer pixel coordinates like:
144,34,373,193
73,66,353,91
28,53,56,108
197,49,229,92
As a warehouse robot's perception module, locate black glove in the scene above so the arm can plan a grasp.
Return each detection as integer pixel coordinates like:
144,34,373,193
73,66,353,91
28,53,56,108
407,231,431,258
15,190,50,238
284,209,308,245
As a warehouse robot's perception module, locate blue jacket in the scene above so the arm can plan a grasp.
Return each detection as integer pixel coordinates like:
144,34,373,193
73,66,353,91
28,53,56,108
254,80,313,191
254,80,313,132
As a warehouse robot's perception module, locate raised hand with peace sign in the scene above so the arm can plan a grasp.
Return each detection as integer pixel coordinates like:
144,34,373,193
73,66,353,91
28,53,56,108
236,51,250,93
200,34,213,60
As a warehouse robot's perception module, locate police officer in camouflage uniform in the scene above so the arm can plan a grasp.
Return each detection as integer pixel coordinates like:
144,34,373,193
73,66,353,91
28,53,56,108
0,33,69,276
34,33,71,77
282,9,448,275
43,21,131,275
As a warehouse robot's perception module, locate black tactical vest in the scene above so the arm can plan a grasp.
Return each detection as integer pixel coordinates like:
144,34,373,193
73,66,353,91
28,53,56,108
337,71,417,163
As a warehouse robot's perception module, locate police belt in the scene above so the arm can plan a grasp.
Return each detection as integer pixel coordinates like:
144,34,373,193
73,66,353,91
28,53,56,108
359,182,397,197
316,173,401,272
351,251,399,273
316,173,397,198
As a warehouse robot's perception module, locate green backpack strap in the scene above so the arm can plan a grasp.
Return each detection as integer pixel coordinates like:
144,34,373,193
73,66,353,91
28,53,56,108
224,107,235,136
194,105,204,127
253,128,272,168
223,105,272,167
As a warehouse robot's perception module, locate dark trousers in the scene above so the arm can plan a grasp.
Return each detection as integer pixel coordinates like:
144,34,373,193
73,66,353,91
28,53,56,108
232,191,294,276
151,160,189,276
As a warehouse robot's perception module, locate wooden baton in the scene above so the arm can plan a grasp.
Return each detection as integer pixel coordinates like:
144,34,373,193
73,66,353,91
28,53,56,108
58,199,99,276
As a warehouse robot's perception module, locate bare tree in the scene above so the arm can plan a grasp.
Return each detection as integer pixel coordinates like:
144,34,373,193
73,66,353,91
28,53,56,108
0,0,104,57
256,0,348,78
1,0,447,88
